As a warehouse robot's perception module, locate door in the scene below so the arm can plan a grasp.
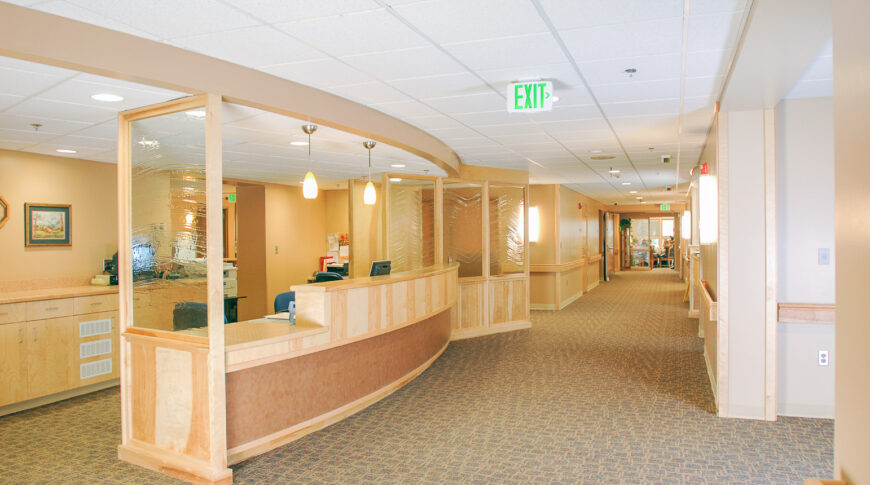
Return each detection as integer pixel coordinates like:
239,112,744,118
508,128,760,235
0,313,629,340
27,317,74,399
0,322,27,406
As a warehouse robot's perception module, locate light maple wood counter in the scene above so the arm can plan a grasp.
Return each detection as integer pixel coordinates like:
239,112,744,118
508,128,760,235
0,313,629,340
0,285,117,305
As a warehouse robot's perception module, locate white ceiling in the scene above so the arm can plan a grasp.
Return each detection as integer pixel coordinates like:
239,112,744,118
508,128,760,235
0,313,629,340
2,0,761,204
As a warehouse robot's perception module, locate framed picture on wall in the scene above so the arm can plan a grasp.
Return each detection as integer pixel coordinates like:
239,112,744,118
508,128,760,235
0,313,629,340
25,203,71,247
0,195,8,230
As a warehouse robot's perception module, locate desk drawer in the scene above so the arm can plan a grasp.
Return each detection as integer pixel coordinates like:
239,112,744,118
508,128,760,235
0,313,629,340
0,303,26,324
26,298,74,321
74,294,118,315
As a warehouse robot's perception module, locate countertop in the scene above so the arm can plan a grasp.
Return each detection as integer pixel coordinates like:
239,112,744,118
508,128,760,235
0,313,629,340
0,285,118,305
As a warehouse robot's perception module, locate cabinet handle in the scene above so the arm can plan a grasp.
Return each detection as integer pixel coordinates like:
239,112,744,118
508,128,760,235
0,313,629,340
19,329,23,343
33,328,37,341
46,306,59,311
90,302,101,306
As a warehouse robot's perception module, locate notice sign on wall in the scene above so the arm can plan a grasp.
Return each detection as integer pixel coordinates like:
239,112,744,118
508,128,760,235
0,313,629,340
507,81,554,113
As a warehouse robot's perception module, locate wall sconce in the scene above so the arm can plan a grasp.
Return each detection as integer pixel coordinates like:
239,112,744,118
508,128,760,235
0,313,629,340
699,175,717,244
529,206,540,243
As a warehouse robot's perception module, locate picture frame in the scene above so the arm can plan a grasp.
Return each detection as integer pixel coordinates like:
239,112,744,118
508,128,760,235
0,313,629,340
25,203,71,247
0,195,8,230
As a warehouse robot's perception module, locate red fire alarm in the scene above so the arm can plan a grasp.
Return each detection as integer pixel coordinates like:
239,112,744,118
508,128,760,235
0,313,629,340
578,202,583,210
700,162,709,175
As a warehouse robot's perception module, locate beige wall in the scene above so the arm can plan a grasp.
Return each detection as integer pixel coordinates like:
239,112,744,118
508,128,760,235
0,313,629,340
833,1,870,481
0,150,117,290
324,189,348,236
349,180,383,279
559,187,586,262
263,182,329,314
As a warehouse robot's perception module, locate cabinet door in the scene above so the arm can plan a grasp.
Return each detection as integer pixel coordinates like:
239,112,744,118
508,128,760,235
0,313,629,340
0,323,27,406
26,317,74,399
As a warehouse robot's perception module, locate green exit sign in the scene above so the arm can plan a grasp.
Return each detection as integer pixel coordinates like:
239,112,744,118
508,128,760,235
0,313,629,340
507,81,554,113
228,194,236,203
660,203,670,210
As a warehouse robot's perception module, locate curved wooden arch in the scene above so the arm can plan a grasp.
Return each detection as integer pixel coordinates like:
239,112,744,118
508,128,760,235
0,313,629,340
0,3,461,177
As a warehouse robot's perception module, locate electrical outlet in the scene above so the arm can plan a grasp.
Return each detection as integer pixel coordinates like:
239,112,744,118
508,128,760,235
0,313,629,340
818,248,830,265
818,350,829,366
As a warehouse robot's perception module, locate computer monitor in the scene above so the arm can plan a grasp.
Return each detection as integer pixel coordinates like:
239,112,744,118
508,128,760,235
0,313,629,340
369,260,391,277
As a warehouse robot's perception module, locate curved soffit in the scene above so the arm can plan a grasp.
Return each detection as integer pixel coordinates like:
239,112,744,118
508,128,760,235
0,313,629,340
0,2,462,177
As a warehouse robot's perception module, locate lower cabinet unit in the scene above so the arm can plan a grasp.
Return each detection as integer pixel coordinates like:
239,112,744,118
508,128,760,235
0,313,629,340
0,289,119,415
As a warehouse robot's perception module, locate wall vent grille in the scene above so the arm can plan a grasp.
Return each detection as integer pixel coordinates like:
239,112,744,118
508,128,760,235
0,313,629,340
80,358,112,380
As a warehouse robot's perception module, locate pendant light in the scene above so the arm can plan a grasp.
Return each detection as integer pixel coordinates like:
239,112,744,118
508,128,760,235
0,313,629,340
363,140,377,205
301,124,318,199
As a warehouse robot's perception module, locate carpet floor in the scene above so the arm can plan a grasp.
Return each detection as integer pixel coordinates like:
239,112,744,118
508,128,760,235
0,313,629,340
0,269,833,483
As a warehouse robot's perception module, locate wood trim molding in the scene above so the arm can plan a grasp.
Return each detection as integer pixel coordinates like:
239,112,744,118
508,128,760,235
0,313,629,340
700,279,717,321
450,320,531,340
778,303,835,324
529,259,586,273
293,263,458,293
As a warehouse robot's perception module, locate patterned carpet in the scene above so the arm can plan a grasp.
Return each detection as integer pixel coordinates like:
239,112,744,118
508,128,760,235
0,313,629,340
0,270,833,484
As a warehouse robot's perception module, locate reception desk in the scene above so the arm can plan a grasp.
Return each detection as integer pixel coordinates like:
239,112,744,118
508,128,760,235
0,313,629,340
119,263,458,477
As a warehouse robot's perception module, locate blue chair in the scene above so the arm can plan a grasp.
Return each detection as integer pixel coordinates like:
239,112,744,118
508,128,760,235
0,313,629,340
274,291,295,313
172,302,227,331
314,271,343,282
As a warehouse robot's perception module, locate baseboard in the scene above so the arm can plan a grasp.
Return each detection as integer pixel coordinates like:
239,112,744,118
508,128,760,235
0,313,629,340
226,340,449,465
450,321,532,340
558,291,583,310
119,439,232,485
0,378,119,417
777,403,834,419
703,347,717,406
530,303,557,311
586,280,600,292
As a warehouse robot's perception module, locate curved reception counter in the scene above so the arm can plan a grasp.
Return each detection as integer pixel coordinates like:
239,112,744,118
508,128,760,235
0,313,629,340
224,263,458,463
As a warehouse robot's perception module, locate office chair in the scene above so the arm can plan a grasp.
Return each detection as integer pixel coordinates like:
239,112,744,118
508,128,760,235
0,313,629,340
314,271,344,282
274,291,295,313
172,302,228,331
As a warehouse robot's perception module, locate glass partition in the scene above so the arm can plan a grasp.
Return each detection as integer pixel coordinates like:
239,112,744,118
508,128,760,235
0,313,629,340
443,182,483,278
388,178,436,273
130,109,208,331
489,185,525,276
630,218,651,269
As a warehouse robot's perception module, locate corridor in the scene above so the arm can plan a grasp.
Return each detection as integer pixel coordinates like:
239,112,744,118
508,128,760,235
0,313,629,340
0,270,832,483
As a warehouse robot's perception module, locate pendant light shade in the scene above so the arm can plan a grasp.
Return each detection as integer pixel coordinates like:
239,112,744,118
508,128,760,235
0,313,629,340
303,170,318,199
301,123,318,199
363,140,377,205
363,180,376,205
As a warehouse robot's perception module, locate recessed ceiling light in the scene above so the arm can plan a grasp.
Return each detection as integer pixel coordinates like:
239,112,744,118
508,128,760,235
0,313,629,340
621,182,631,186
629,190,638,194
391,164,406,168
185,109,206,119
608,168,620,174
56,149,77,154
636,196,643,200
590,155,615,161
290,141,308,146
91,93,123,102
390,178,402,182
590,149,603,154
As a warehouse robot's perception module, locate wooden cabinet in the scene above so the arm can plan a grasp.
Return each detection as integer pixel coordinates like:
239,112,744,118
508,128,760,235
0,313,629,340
26,317,74,399
0,322,27,406
0,288,119,414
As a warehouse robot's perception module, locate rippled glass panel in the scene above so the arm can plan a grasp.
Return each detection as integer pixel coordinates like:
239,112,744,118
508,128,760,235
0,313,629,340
130,110,207,332
389,179,435,273
630,218,650,249
443,182,483,278
489,185,526,276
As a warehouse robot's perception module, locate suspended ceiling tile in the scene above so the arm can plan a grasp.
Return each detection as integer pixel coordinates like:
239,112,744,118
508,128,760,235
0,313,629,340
0,94,24,111
579,53,681,86
329,81,413,105
392,0,548,45
275,9,428,58
784,79,833,100
0,67,73,98
686,49,734,78
423,92,506,115
262,58,374,88
443,33,566,72
688,11,745,52
387,72,489,100
341,46,465,81
538,0,682,31
28,0,160,40
591,78,681,104
370,99,444,119
170,26,326,68
405,115,467,131
36,78,183,112
222,0,377,24
526,104,601,122
6,98,117,124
